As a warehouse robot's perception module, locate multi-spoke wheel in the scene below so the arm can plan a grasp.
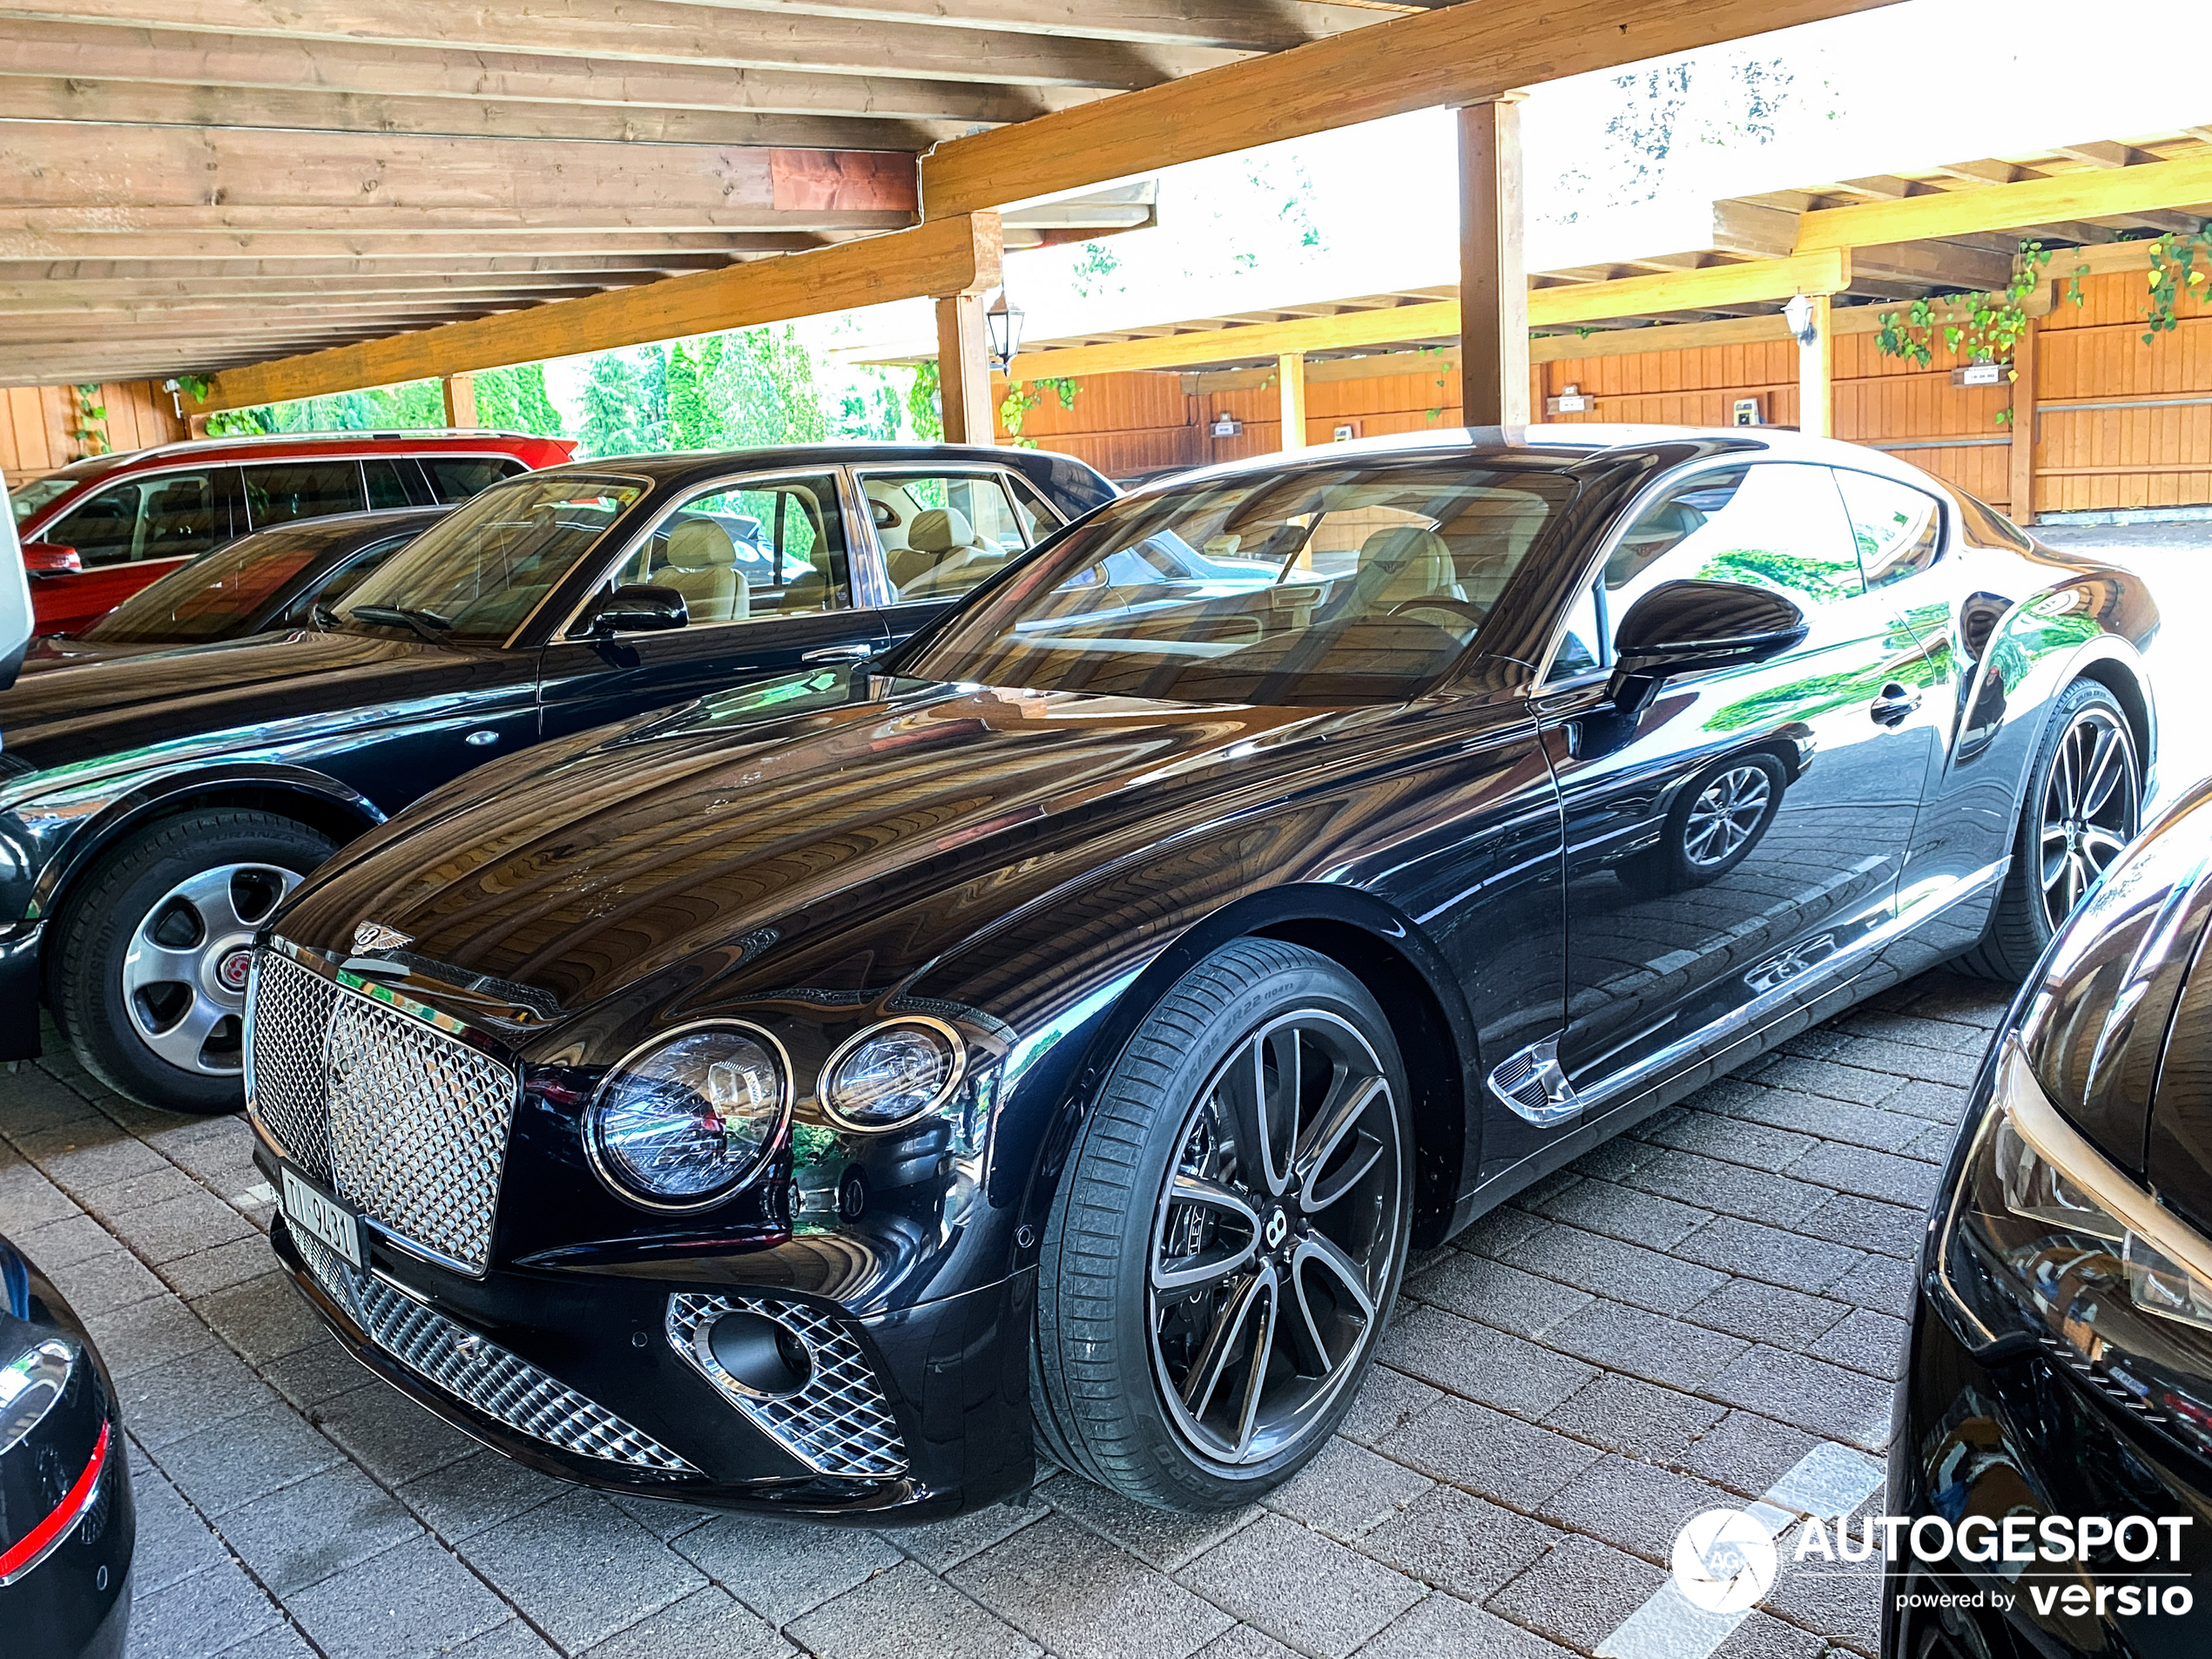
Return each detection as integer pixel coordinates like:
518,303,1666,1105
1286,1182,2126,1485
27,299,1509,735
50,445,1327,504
1034,940,1412,1511
1964,678,2142,982
1620,751,1787,899
1683,765,1772,869
52,809,332,1114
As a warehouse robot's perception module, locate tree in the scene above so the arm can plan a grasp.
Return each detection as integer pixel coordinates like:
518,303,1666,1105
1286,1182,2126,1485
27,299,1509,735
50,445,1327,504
706,323,828,448
579,351,661,457
474,365,565,436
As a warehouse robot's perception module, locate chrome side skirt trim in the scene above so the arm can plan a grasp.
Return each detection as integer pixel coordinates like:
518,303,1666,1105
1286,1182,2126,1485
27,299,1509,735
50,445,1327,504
1485,1036,1579,1128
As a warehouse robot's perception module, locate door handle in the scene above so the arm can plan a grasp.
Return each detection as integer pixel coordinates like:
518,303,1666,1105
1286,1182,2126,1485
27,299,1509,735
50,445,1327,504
801,643,877,664
1869,683,1921,726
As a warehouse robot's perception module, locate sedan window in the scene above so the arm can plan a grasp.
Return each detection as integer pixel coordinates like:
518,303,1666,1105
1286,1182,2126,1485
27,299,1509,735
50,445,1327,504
604,476,849,626
341,473,644,644
901,460,1575,707
1836,469,1946,589
862,471,1035,602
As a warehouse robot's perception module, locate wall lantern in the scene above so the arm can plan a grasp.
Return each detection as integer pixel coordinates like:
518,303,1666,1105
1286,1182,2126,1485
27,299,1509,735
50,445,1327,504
1784,293,1819,347
984,291,1026,373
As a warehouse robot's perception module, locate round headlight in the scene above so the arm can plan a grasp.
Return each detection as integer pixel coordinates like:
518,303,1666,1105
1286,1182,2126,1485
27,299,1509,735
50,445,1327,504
819,1018,964,1131
587,1022,789,1208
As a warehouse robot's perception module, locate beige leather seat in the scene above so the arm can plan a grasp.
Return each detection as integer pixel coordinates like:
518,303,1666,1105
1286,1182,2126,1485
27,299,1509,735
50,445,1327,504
894,507,1002,598
1358,525,1464,607
658,519,748,624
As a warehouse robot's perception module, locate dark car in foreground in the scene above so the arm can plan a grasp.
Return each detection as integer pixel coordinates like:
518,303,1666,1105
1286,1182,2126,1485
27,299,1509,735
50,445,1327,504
24,507,448,666
0,1233,134,1659
1891,778,2212,1659
0,443,1111,1113
243,427,2156,1522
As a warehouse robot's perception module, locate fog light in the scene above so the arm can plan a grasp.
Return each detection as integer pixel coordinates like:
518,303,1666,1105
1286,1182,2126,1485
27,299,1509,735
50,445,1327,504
702,1311,814,1399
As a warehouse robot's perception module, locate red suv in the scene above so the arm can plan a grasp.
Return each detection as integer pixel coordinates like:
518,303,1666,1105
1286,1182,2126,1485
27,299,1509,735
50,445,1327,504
10,429,577,635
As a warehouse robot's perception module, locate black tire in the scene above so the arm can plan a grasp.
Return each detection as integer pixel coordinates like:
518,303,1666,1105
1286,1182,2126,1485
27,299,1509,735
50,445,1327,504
1032,938,1413,1512
1618,751,1787,900
51,809,333,1114
1960,679,2141,982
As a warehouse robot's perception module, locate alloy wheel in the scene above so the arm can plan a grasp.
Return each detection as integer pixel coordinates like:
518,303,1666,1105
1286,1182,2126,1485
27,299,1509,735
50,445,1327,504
1684,764,1773,868
1148,1010,1402,1467
2038,706,2139,931
121,863,301,1075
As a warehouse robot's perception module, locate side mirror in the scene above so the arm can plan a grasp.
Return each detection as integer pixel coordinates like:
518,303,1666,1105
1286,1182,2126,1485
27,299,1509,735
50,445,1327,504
21,542,81,576
1607,578,1806,713
590,583,687,634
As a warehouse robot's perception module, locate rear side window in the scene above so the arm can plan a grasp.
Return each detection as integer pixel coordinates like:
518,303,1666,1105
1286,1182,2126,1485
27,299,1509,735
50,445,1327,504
424,456,525,503
365,456,431,509
247,462,367,529
1836,469,1946,589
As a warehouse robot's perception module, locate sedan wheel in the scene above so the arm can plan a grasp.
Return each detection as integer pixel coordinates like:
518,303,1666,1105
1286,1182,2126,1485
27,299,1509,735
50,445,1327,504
1034,939,1413,1511
2035,705,2140,933
1683,765,1774,870
122,863,302,1075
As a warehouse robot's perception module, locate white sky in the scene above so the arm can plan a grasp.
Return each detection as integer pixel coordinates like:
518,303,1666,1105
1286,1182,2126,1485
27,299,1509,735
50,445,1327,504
546,0,2212,419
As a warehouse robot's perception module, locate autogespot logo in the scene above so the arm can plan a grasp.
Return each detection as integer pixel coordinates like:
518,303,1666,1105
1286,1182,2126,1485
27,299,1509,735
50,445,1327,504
1671,1509,1778,1614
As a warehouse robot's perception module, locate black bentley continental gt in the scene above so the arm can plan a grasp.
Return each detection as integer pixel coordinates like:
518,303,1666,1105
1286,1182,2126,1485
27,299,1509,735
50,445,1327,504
243,427,2158,1521
0,444,1109,1112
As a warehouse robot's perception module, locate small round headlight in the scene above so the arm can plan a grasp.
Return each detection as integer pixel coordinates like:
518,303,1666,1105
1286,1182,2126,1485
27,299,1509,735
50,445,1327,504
819,1018,964,1131
587,1022,789,1208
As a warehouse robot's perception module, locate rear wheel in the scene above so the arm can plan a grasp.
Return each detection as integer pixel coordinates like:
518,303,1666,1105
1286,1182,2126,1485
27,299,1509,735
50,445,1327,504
51,809,332,1113
1962,679,2141,981
1033,939,1412,1511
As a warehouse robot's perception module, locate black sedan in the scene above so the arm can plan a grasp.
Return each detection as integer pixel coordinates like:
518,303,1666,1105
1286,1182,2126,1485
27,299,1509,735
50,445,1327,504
22,507,448,665
1891,775,2212,1659
0,443,1111,1113
0,1232,134,1659
243,428,2156,1521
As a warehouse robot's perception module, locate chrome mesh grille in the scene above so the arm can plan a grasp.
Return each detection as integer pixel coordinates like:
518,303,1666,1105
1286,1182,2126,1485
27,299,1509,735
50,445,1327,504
666,1292,907,1478
246,951,339,1179
293,1228,697,1474
246,944,516,1277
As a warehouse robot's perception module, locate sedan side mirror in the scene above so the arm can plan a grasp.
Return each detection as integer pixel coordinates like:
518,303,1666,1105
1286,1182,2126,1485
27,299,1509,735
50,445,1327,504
590,583,688,634
20,541,81,576
1607,578,1806,714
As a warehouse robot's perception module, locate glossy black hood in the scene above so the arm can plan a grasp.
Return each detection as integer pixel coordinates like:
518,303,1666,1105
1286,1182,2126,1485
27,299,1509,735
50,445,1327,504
273,671,1374,1021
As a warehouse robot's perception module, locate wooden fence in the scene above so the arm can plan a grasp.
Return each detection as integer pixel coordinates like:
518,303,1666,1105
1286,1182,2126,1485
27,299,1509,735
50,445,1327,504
0,380,185,482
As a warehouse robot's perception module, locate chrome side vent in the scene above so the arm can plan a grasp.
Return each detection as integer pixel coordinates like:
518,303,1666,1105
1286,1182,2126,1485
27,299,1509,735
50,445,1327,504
1486,1036,1582,1128
666,1292,907,1479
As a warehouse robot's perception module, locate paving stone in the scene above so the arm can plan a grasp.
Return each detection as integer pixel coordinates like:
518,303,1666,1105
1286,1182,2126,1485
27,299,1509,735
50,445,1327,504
1879,1079,1973,1125
1676,1411,1824,1499
1837,1009,1981,1055
1807,1308,1912,1379
1541,1372,1728,1464
219,1625,320,1659
107,1187,257,1264
1353,1593,1579,1659
1177,1514,1422,1659
149,1397,345,1516
1042,1469,1261,1573
114,1339,274,1448
1683,1277,1854,1349
1563,1131,1667,1184
885,1500,1043,1571
1627,1149,1836,1231
585,1585,792,1659
192,1270,328,1366
1406,1251,1593,1338
1541,1453,1743,1561
159,1233,281,1299
1709,1346,1896,1451
1375,1392,1602,1510
81,1292,217,1377
788,1560,1041,1659
1670,1217,1864,1296
1637,1109,1820,1177
676,1507,903,1624
28,1129,173,1196
1501,1222,1730,1315
1799,1191,1930,1260
1748,1055,1901,1108
127,1558,285,1659
462,1488,707,1651
219,1462,423,1595
261,1340,374,1410
1452,1204,1550,1261
14,1211,118,1271
0,1158,81,1228
1377,1305,1597,1418
397,1449,568,1542
602,1492,720,1542
1826,1252,1920,1318
1533,1180,1712,1251
1713,1089,1939,1157
1192,1626,1299,1659
130,1455,232,1595
1762,1535,1884,1656
1263,1437,1431,1537
147,1115,261,1182
308,1376,478,1486
1541,1296,1750,1393
44,1244,168,1317
1339,1364,1443,1447
949,1512,1232,1659
1481,1532,1666,1652
1831,1035,1980,1088
1786,1142,1945,1208
287,1533,514,1659
448,1621,563,1659
1359,1485,1561,1600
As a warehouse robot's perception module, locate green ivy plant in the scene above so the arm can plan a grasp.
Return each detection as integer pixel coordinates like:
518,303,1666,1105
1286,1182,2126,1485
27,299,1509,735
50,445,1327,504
997,375,1079,448
1874,241,2060,374
2142,230,2212,342
68,383,110,458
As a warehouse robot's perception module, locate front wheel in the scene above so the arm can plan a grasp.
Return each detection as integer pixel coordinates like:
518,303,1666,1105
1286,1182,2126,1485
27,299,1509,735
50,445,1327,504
1032,939,1413,1512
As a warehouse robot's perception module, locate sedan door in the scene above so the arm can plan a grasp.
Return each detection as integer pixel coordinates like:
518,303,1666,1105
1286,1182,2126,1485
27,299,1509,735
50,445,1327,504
1535,461,1939,1103
535,470,889,742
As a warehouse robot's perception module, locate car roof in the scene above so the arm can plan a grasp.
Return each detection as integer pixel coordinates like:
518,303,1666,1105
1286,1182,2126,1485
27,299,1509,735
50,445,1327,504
34,430,562,487
535,442,1104,492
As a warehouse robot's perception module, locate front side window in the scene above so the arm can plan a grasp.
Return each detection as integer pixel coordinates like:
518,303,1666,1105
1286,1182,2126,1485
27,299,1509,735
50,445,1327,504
246,462,366,529
863,472,1035,602
902,460,1577,707
1836,469,1945,589
341,473,645,645
48,469,226,567
604,476,849,627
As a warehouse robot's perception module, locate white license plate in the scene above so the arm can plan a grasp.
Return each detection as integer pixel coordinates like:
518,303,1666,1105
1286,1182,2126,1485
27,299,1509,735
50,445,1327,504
281,1165,366,1271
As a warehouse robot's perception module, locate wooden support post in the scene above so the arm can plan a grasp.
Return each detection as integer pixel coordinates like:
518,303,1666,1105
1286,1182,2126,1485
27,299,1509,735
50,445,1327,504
934,293,994,446
442,372,477,428
1796,293,1832,440
1457,96,1528,428
1277,351,1307,452
2009,315,2039,525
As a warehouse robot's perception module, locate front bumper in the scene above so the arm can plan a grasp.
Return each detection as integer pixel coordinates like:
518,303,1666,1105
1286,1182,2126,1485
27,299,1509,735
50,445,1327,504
267,1207,1035,1522
1885,1288,2212,1659
0,920,42,1061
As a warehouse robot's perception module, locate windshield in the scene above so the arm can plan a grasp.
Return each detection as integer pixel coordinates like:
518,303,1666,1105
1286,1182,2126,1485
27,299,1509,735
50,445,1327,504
340,473,644,644
10,475,79,528
81,529,327,644
902,460,1577,705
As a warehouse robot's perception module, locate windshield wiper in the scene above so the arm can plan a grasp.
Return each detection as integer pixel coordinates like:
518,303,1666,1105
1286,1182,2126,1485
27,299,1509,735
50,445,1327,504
348,604,453,643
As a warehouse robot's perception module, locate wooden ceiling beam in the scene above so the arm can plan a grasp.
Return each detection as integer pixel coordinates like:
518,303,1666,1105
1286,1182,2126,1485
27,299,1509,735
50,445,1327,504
16,0,1240,91
2054,140,2158,169
686,0,1392,52
1,275,645,311
1797,152,2212,251
190,211,1000,413
918,0,1905,217
3,254,748,280
0,232,833,262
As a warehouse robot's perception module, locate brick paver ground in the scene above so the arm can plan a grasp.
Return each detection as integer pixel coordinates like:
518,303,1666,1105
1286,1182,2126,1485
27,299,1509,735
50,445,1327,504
0,974,2004,1659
